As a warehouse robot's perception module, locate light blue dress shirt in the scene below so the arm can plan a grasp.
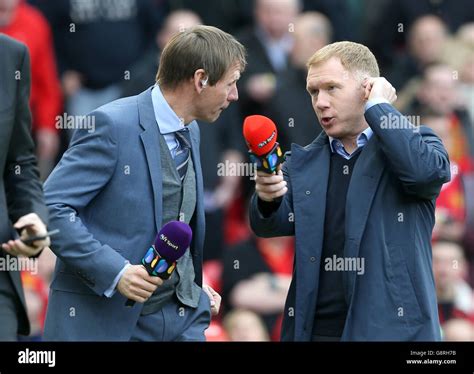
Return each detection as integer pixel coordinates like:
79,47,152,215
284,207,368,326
327,98,389,160
328,126,373,160
151,84,198,156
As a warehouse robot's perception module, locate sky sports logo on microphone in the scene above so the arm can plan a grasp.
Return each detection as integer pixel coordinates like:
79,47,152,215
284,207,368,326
257,130,276,149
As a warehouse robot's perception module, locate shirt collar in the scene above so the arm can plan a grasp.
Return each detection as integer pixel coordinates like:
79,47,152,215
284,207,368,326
328,126,374,154
151,84,191,135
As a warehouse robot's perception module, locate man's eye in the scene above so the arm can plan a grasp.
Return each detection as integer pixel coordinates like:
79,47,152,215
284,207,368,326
328,85,335,91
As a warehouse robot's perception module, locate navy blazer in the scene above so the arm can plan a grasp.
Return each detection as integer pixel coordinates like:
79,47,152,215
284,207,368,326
43,88,205,340
250,103,451,341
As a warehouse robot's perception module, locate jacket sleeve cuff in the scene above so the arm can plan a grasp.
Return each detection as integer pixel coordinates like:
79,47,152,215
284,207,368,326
257,197,281,218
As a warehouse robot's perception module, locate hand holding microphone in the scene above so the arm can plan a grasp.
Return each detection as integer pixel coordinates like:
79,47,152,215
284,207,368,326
243,115,288,202
117,265,163,304
254,167,288,202
119,221,192,306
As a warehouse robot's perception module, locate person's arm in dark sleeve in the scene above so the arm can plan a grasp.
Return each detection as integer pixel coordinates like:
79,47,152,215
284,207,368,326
5,44,48,225
365,102,451,200
249,156,295,237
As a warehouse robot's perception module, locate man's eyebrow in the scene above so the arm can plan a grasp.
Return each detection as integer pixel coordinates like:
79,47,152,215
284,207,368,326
307,79,341,91
310,79,341,87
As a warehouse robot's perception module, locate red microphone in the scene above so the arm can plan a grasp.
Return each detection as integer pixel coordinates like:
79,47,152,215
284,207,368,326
243,115,285,174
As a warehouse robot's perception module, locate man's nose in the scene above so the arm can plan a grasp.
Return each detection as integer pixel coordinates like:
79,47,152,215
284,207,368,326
228,86,239,102
315,92,330,110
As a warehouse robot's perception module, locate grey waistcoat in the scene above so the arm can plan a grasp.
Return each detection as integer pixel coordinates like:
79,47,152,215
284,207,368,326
141,133,201,315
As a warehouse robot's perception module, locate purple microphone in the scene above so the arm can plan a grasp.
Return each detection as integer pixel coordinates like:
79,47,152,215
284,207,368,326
125,221,192,307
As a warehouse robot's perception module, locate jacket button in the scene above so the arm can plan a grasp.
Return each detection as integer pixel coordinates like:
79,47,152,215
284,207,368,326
310,256,316,262
305,190,311,195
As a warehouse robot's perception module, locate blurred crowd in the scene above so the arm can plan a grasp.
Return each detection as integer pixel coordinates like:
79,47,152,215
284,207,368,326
1,0,473,341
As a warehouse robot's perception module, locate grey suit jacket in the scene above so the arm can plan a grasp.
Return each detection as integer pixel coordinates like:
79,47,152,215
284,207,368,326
43,88,206,340
0,34,48,335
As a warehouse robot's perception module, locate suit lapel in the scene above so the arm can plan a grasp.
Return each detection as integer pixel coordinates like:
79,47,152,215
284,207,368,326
344,135,384,303
291,132,384,337
189,123,203,218
187,122,205,265
290,133,330,338
138,88,163,234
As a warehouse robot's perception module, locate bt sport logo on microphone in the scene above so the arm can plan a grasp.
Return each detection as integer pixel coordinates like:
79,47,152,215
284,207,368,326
159,234,179,251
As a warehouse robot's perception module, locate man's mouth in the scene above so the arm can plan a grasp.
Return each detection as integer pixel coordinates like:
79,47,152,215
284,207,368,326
321,117,335,126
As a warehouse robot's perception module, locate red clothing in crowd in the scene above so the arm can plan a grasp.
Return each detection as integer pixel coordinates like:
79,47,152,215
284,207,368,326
1,3,62,132
257,237,294,340
20,271,49,335
436,161,466,225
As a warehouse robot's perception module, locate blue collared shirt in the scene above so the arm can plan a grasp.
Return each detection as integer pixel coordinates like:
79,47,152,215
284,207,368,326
327,98,388,160
151,84,196,156
328,126,373,160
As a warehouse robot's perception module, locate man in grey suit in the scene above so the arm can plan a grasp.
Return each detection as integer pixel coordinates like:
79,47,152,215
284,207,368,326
43,26,246,341
0,34,50,340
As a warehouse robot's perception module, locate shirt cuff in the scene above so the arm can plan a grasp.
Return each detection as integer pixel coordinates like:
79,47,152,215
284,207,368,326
104,262,131,298
365,98,390,112
257,197,281,218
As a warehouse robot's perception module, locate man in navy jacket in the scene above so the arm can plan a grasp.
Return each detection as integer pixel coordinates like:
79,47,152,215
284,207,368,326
250,41,450,341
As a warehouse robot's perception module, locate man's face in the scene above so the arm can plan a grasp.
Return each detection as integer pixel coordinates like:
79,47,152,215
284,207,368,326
432,244,465,291
306,57,367,140
255,0,299,40
420,67,458,115
195,63,241,123
409,18,446,66
0,0,19,27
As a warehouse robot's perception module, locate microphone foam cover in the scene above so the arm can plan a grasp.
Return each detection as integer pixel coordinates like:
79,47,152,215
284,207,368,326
154,221,192,262
243,115,278,156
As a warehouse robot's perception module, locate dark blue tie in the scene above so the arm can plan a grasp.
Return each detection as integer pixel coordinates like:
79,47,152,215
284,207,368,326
174,128,191,182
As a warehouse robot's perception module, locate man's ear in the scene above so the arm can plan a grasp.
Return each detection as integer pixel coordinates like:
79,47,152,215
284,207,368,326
361,77,372,101
193,69,208,93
